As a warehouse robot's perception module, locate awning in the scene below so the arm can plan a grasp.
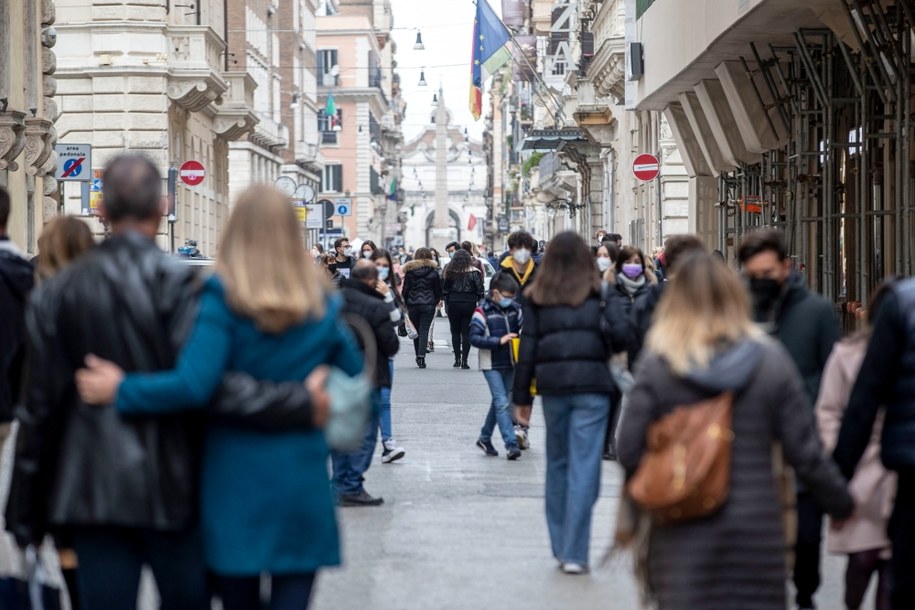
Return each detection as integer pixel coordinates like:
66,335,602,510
522,128,588,150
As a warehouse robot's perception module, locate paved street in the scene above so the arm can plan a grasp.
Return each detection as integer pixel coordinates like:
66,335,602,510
0,322,875,609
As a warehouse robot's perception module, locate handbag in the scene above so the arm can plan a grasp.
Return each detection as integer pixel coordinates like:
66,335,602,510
627,392,734,524
397,319,408,337
324,316,376,452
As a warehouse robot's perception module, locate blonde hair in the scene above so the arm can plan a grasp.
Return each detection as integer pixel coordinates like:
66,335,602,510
646,252,760,375
217,185,328,333
37,216,95,281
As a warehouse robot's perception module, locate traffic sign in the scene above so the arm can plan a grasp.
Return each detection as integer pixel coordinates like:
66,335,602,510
55,144,92,181
632,153,660,182
90,178,102,192
334,197,352,216
305,204,324,229
292,203,308,223
179,160,206,186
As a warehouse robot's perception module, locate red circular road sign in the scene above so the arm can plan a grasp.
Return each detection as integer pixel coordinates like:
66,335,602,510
179,160,206,186
632,153,660,182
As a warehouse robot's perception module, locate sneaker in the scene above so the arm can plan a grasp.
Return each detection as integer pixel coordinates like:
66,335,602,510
561,563,588,575
338,490,384,507
506,445,522,460
514,426,530,450
381,440,406,464
475,438,499,457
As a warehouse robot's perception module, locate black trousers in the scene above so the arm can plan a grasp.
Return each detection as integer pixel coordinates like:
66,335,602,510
447,301,476,360
408,306,436,358
71,525,210,610
215,572,317,610
890,470,915,610
793,492,823,608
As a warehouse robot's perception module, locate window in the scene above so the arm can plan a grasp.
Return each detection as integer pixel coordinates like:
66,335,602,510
318,108,342,144
370,167,384,195
322,164,343,193
317,50,339,87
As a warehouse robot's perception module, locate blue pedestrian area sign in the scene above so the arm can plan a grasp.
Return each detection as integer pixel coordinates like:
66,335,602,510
55,143,92,182
334,197,352,216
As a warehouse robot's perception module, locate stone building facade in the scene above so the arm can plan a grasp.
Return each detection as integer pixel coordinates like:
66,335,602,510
0,0,60,253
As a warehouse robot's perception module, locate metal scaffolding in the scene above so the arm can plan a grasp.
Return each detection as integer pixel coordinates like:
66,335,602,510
716,1,914,325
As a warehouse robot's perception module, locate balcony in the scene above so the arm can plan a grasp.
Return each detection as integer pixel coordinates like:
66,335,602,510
213,71,258,141
251,114,289,151
167,26,228,112
587,0,626,101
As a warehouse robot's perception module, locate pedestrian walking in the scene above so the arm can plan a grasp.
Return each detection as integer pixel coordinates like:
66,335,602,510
443,249,484,369
6,156,317,610
332,260,401,505
321,252,344,285
28,215,95,610
470,272,522,460
0,186,34,458
595,242,617,276
614,246,658,358
360,240,378,260
401,247,443,369
834,276,915,610
68,180,362,610
461,240,486,274
512,231,631,574
816,282,896,610
310,243,325,262
617,251,854,610
631,235,706,367
371,249,406,463
499,230,538,304
333,237,356,279
739,228,841,610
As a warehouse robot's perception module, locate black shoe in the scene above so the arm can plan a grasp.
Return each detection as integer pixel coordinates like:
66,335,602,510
453,355,461,368
416,357,426,369
461,358,470,369
339,490,384,507
476,438,498,457
507,445,522,460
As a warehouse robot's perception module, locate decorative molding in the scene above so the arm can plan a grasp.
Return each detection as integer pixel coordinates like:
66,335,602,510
24,117,54,177
214,116,257,141
42,47,56,75
0,110,27,172
167,80,222,113
41,0,56,26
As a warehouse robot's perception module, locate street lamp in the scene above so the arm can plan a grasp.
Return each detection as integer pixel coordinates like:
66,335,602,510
289,93,300,109
414,30,425,51
418,69,428,87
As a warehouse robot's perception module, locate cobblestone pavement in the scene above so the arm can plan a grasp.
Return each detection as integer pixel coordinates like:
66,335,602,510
1,322,874,609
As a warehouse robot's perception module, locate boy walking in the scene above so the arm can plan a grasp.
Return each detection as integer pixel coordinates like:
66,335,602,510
470,273,523,460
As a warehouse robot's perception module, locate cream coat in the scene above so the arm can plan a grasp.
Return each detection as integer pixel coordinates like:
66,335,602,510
816,335,896,555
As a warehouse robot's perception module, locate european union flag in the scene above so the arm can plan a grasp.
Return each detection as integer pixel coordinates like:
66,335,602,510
470,0,512,120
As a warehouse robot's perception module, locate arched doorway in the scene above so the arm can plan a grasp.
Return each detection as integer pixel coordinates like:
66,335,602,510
424,209,461,247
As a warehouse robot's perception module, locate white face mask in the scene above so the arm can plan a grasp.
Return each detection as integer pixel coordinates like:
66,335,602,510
362,251,373,259
596,257,613,273
513,248,531,265
343,247,353,256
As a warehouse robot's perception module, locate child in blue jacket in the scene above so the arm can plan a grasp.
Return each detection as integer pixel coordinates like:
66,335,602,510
469,272,523,460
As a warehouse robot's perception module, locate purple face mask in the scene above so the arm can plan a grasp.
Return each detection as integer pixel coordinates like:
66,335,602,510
622,263,643,279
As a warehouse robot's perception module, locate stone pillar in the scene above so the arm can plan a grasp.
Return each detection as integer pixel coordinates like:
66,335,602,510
430,88,451,250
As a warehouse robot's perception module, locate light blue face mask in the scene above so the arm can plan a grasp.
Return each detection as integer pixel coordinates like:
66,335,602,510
377,267,390,281
498,297,514,308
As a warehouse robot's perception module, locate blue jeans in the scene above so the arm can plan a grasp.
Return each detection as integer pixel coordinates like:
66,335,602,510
331,391,381,496
379,359,394,442
480,368,518,449
542,393,610,566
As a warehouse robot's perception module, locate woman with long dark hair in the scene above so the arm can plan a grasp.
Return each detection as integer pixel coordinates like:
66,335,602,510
443,249,485,369
401,247,443,368
370,248,406,463
360,240,378,260
513,231,630,574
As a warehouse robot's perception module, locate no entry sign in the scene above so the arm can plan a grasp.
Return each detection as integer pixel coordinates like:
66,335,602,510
179,160,205,186
632,153,660,182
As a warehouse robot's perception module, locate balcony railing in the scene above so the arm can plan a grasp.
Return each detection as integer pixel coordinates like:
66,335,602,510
213,71,258,141
167,26,228,112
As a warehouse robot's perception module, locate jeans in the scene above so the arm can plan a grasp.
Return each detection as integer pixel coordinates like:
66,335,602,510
215,572,317,610
331,392,381,496
541,393,610,566
480,368,517,449
447,301,476,360
379,359,394,443
71,526,209,610
794,492,824,608
890,470,915,609
408,306,436,358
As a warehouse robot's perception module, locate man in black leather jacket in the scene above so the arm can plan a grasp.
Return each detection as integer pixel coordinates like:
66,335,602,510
5,155,318,610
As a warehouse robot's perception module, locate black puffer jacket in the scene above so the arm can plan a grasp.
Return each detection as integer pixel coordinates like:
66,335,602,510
0,239,34,424
615,274,655,367
836,279,915,475
341,279,400,388
443,267,484,305
513,287,631,405
402,259,443,308
5,232,314,546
